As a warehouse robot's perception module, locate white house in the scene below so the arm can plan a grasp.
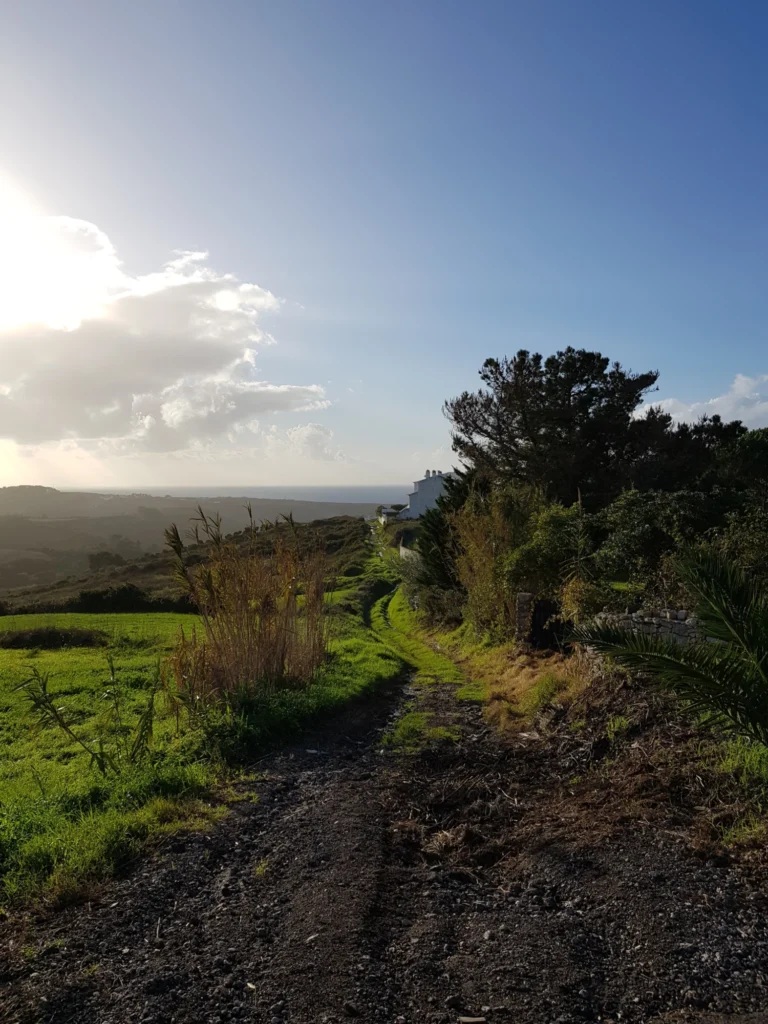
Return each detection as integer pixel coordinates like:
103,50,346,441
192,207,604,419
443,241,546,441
397,470,451,519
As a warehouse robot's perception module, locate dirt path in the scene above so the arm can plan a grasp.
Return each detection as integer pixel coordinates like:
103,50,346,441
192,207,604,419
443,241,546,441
4,608,768,1024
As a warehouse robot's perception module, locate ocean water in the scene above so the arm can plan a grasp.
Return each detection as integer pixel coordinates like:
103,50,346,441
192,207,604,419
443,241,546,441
75,485,412,505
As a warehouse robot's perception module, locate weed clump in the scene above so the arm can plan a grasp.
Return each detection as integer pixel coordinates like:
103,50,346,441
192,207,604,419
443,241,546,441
383,710,458,751
606,714,630,741
517,670,570,715
165,508,330,716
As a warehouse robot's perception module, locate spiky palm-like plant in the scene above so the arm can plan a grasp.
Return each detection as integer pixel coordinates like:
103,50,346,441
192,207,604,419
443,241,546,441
573,549,768,745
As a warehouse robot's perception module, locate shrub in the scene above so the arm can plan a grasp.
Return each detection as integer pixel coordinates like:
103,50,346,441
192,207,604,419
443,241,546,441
413,467,480,604
14,584,195,616
559,576,613,625
452,485,543,637
88,551,127,571
718,493,768,583
503,502,585,598
501,497,612,627
165,509,330,713
594,489,730,602
0,627,108,650
417,585,466,627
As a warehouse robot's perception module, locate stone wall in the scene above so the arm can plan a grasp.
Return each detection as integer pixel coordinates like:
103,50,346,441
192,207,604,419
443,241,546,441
591,607,699,644
511,591,709,646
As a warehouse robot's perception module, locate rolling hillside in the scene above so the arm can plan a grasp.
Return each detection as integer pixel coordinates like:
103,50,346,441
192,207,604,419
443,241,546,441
1,515,373,611
0,486,378,593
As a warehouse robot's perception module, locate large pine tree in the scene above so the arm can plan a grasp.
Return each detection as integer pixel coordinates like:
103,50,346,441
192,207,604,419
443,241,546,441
444,347,744,509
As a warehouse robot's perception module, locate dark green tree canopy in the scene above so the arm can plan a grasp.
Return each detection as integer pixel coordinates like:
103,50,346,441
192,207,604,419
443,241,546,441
444,347,745,508
722,427,768,492
626,409,747,493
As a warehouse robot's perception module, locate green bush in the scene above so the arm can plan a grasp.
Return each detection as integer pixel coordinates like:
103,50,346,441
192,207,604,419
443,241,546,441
594,489,731,600
503,503,582,598
719,493,768,583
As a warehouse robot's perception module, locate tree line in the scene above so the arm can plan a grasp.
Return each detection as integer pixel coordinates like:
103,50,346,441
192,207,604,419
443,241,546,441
406,347,768,638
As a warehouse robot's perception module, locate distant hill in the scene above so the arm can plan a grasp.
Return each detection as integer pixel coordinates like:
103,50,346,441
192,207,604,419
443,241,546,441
2,515,372,612
0,486,379,522
0,486,377,593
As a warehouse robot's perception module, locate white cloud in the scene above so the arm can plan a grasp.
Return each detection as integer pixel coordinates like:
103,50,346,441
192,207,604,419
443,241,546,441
0,189,331,457
647,374,768,428
265,423,346,463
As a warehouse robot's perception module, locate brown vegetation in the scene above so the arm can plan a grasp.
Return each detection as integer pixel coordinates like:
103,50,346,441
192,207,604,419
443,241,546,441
165,510,330,709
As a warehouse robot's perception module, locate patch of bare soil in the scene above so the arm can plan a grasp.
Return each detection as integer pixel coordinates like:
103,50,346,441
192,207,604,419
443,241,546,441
3,670,768,1024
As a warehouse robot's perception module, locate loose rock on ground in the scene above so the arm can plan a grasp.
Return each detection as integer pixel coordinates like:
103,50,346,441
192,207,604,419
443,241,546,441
3,674,768,1024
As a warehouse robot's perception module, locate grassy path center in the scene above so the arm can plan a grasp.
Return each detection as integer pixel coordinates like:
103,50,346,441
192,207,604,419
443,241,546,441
369,589,483,749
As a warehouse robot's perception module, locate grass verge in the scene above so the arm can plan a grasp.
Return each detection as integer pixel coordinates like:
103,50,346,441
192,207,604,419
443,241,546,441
380,596,591,728
517,669,570,716
0,596,406,905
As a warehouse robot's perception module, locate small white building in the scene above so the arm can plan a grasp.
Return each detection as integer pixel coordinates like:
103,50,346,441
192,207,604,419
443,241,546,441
397,470,451,520
378,506,401,525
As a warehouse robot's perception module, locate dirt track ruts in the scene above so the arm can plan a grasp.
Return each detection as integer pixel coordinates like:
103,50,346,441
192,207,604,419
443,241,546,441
4,663,768,1024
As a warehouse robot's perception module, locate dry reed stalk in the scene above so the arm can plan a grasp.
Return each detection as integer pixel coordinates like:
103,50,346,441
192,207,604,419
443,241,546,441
164,508,330,708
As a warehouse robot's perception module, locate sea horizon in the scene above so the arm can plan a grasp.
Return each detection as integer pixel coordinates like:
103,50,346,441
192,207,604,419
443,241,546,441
64,484,413,505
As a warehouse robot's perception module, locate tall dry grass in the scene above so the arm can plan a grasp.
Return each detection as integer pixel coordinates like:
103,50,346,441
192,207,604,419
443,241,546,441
165,508,330,711
451,487,542,638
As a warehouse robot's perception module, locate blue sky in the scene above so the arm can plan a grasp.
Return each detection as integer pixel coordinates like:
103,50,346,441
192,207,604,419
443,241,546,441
1,0,767,486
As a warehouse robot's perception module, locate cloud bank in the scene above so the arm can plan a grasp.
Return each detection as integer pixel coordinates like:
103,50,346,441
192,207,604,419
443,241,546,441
649,374,768,428
0,197,338,463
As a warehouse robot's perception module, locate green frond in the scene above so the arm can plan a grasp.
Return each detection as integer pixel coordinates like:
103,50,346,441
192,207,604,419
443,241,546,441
574,623,768,745
677,548,768,679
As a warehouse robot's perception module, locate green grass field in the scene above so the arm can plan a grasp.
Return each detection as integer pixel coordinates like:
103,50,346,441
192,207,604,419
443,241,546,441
0,612,196,799
0,611,218,903
0,599,406,904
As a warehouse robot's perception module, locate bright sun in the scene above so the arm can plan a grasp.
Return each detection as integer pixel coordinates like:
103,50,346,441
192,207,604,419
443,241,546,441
0,177,122,332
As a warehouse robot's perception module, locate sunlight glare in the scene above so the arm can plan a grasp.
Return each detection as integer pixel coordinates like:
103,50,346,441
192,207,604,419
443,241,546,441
0,176,124,332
